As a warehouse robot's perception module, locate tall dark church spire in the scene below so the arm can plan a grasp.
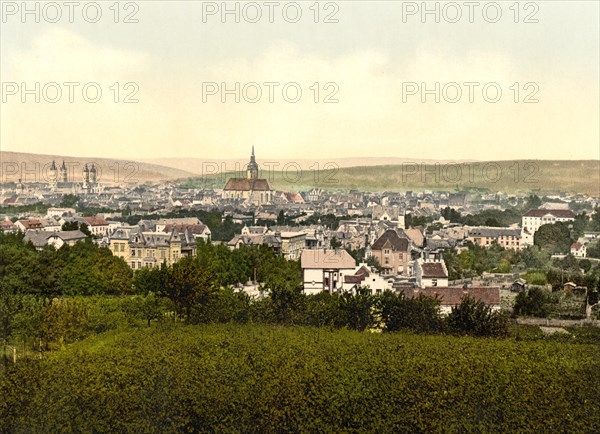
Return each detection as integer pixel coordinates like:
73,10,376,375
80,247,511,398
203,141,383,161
246,147,259,180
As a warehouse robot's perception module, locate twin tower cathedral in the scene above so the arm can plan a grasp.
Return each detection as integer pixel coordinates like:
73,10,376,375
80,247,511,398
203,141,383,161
48,160,98,192
222,147,274,205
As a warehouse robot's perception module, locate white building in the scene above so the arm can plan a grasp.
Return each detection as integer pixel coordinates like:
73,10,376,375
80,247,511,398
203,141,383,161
522,209,576,235
301,249,356,294
415,260,449,288
570,242,587,258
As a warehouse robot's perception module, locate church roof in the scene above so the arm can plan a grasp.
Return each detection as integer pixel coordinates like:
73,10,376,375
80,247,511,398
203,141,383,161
224,178,272,191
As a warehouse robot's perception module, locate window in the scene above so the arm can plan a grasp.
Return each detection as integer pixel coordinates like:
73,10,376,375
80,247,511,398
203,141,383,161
431,279,438,287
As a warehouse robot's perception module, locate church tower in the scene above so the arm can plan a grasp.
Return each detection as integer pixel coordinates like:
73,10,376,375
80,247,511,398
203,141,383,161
49,160,58,191
83,164,90,190
246,146,259,180
60,160,68,183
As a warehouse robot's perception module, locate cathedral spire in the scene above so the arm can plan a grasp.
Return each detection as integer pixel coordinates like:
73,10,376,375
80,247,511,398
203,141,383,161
246,146,259,179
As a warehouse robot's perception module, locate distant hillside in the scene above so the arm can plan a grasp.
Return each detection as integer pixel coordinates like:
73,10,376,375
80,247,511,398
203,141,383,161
138,157,475,173
0,152,195,184
186,160,600,195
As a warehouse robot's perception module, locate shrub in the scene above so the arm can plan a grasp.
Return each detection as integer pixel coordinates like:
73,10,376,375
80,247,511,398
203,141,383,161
446,296,509,337
379,290,443,333
513,287,550,318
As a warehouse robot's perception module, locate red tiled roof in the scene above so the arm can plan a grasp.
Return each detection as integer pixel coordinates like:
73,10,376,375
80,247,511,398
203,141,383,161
224,178,272,191
571,242,583,250
83,216,109,226
523,209,576,218
17,219,43,229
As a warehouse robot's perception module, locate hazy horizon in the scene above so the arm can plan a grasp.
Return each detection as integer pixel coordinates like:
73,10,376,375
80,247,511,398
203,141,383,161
1,1,599,161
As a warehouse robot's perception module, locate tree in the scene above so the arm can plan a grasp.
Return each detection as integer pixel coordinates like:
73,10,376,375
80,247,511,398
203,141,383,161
337,287,375,331
379,291,442,333
524,194,542,211
60,194,79,208
61,222,91,237
165,257,218,323
534,222,572,254
513,287,550,318
446,296,509,337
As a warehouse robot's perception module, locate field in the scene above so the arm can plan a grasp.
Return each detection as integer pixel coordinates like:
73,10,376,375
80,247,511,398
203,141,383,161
188,159,600,195
2,324,599,433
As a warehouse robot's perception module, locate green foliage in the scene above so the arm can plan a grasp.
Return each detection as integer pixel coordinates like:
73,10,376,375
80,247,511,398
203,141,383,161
514,287,551,318
523,271,548,286
379,290,443,333
587,241,600,259
60,194,79,208
0,233,132,298
447,296,509,337
405,213,434,228
61,221,92,236
337,287,376,331
441,206,522,227
579,259,592,273
445,242,517,279
1,324,598,433
534,222,573,254
524,194,542,211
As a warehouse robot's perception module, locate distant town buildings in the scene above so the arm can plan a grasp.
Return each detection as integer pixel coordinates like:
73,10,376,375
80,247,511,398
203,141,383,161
467,227,522,250
521,208,576,235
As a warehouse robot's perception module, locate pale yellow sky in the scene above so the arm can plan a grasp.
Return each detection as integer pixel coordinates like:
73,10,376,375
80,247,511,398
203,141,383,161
1,1,598,161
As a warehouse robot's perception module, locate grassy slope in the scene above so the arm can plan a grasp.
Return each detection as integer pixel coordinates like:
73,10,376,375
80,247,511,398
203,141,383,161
2,324,599,433
189,160,599,195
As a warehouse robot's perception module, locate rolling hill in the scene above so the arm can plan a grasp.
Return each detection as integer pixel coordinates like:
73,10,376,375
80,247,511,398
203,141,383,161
183,159,600,195
2,152,597,195
0,151,195,184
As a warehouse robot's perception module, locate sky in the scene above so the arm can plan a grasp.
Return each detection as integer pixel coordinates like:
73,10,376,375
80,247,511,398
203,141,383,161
1,0,598,161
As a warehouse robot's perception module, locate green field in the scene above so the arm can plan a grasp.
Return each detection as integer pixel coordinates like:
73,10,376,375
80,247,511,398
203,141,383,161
188,160,600,195
2,324,599,433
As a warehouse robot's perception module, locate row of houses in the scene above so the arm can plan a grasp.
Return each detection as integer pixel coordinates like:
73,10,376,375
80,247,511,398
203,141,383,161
299,248,499,313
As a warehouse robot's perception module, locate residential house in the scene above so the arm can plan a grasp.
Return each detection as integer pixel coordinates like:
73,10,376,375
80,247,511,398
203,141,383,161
343,264,391,294
83,216,110,237
369,229,412,276
279,231,306,261
24,230,87,250
301,248,356,294
415,260,449,288
570,242,587,258
108,226,188,269
0,220,17,233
